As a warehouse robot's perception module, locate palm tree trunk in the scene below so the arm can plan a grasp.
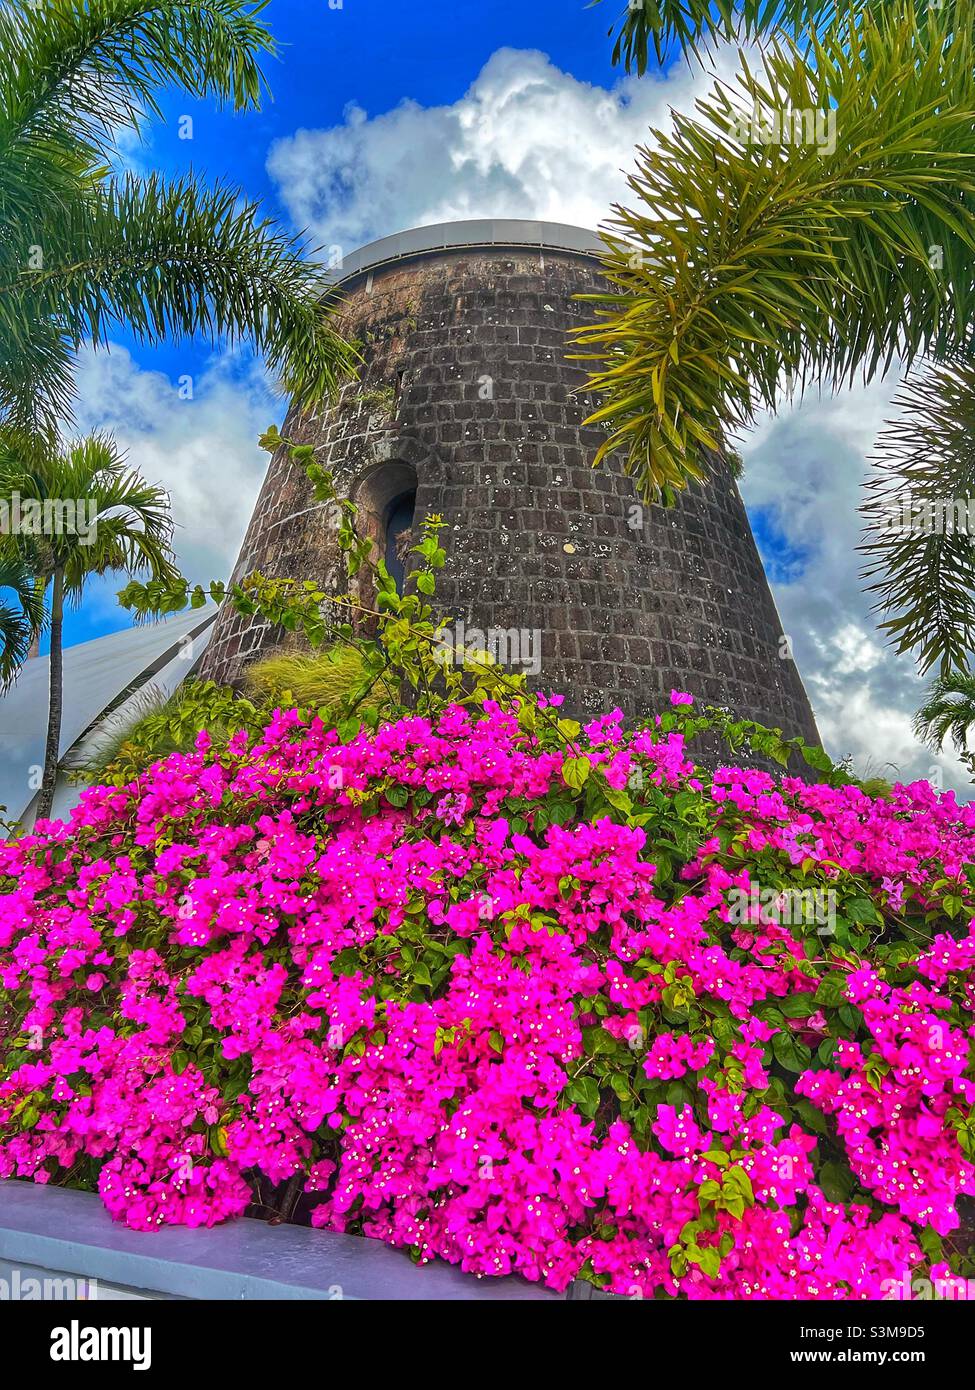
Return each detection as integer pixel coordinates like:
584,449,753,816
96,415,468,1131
36,566,64,822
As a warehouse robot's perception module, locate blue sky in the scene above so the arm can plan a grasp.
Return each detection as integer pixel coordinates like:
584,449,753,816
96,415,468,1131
18,1,965,786
112,0,628,390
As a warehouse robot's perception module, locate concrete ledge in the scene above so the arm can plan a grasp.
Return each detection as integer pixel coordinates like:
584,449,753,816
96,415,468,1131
0,1180,562,1300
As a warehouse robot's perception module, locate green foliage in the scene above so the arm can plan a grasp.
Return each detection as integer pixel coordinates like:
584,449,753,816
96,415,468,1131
580,1,975,678
0,428,181,812
67,678,262,786
600,0,952,71
0,0,356,432
355,384,397,414
861,361,975,675
0,552,43,685
575,5,975,502
667,701,845,783
245,646,369,716
0,430,179,596
913,670,975,778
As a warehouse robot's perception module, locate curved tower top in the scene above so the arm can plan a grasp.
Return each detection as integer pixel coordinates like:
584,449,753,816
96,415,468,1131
329,219,607,287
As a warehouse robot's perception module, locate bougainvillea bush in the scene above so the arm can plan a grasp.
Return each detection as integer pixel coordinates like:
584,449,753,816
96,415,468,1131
2,690,975,1299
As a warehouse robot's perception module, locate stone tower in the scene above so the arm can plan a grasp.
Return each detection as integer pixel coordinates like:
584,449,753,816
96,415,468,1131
199,219,818,745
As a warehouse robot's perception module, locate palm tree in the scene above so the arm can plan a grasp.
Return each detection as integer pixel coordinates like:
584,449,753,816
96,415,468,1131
0,551,44,684
914,672,975,776
581,0,975,674
0,433,179,820
860,361,975,674
0,1,356,435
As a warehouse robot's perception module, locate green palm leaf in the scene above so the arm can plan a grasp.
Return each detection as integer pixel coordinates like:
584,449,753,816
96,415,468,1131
575,5,975,501
0,1,355,432
3,174,357,413
861,361,975,676
0,549,44,685
913,670,975,756
0,426,182,817
600,0,950,70
0,1,274,167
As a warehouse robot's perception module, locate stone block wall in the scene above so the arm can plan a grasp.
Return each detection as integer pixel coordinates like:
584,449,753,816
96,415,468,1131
198,240,819,747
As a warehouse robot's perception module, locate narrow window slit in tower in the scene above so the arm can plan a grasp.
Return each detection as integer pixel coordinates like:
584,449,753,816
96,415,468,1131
384,489,417,593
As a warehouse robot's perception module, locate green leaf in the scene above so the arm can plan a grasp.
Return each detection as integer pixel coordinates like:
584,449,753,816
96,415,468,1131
687,1244,721,1278
601,783,634,816
776,992,818,1019
814,974,847,1008
562,755,592,791
772,1030,812,1073
609,1073,630,1101
565,1075,601,1116
819,1161,854,1203
845,897,880,925
794,1097,828,1135
919,1225,944,1263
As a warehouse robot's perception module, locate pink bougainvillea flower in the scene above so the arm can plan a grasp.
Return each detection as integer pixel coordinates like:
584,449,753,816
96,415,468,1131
1,691,974,1299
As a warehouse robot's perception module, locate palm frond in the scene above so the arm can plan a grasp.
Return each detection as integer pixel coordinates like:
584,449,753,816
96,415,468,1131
575,5,975,500
57,435,178,594
0,0,275,172
600,0,957,70
0,550,45,685
2,173,358,425
861,360,975,675
913,670,975,753
0,316,78,436
602,0,825,69
0,2,355,433
0,428,183,693
0,429,179,589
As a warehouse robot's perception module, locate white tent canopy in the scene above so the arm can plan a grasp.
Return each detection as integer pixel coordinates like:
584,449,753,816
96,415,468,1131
0,606,218,827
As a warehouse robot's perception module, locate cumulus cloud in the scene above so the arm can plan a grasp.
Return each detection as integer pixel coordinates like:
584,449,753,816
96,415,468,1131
266,46,743,251
67,344,278,623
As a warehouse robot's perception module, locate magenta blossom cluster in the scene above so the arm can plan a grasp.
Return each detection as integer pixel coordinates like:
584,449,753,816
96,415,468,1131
1,694,974,1298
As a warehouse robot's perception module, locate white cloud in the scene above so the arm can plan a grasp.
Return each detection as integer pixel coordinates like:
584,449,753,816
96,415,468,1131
738,381,971,795
69,344,278,614
267,46,743,251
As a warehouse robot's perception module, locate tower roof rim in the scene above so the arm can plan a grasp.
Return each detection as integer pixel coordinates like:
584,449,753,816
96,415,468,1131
326,219,606,286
